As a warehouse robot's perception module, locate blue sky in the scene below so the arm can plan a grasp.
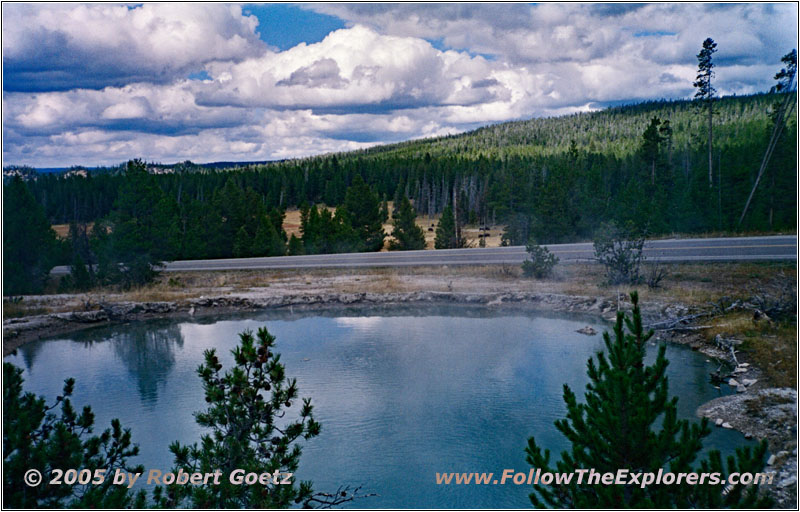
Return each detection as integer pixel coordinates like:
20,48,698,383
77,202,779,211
243,4,345,50
2,3,797,167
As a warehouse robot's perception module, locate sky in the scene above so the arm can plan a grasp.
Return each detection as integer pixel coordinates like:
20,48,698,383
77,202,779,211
2,2,797,168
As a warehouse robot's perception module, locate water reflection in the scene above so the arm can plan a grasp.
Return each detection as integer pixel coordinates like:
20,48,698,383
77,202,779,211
17,337,44,370
108,324,184,404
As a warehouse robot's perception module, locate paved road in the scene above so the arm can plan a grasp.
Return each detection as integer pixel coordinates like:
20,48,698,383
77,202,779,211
51,235,796,275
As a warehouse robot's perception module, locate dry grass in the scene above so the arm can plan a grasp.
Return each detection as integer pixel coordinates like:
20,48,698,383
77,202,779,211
50,223,95,240
3,299,48,318
123,287,196,303
706,311,797,388
144,261,795,303
742,322,796,388
337,274,410,293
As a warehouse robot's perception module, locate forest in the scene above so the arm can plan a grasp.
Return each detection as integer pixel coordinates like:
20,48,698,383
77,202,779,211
17,91,798,232
3,72,797,294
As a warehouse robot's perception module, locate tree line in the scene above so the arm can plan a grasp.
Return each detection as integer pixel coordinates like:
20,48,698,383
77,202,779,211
18,91,796,235
3,161,432,294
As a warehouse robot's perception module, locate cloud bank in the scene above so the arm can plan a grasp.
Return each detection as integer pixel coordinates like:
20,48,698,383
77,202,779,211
2,3,796,167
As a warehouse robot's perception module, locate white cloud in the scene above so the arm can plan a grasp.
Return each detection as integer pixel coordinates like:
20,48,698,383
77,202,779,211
2,3,265,91
101,97,152,120
194,25,512,112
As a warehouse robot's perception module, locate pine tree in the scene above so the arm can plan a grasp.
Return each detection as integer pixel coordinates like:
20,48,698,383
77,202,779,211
3,363,146,508
525,292,772,508
739,49,797,227
233,226,251,258
342,175,385,252
434,205,466,249
392,180,406,211
252,215,285,257
287,234,305,256
179,199,214,260
501,213,532,246
58,252,93,292
299,205,359,255
100,160,180,287
521,239,558,278
155,328,360,508
389,196,426,250
3,177,58,295
640,117,665,185
694,37,717,189
268,208,288,243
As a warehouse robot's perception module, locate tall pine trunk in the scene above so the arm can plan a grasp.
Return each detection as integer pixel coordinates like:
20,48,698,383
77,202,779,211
707,101,713,188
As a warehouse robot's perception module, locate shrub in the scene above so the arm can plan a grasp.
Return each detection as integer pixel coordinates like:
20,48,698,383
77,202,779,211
646,261,669,289
593,221,646,285
521,239,558,278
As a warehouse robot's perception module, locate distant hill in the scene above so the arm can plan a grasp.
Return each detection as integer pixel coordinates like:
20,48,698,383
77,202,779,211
12,93,787,174
14,92,797,241
328,93,789,162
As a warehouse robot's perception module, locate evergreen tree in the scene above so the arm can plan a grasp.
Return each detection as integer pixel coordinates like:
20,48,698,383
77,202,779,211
501,213,532,246
640,117,665,185
58,252,93,292
214,178,247,249
287,234,305,256
155,328,359,508
328,207,361,253
67,221,94,270
342,175,385,252
100,160,180,287
299,205,359,255
694,37,718,188
392,180,406,211
389,196,426,250
636,117,674,232
379,198,390,224
739,49,797,228
525,292,772,508
434,204,468,249
3,177,58,295
233,226,251,258
179,199,216,260
3,363,146,508
434,205,457,249
300,205,321,254
251,215,285,257
521,239,558,278
89,220,117,286
268,208,288,243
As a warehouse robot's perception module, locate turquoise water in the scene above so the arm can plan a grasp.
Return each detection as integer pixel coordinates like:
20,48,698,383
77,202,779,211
5,307,748,508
